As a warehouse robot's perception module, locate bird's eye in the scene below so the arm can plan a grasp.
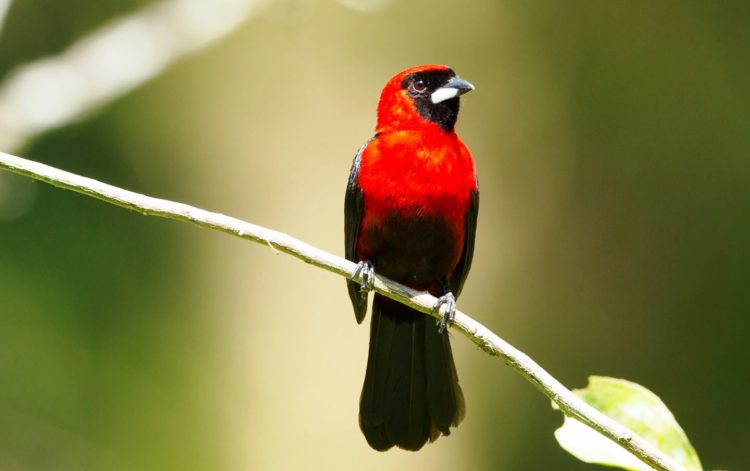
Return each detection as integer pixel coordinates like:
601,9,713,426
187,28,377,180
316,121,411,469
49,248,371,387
411,79,427,93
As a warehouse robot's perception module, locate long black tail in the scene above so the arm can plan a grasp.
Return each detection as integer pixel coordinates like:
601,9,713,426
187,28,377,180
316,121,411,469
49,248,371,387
359,294,465,451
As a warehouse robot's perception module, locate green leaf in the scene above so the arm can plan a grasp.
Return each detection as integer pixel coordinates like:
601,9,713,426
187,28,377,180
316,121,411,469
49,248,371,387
553,376,702,471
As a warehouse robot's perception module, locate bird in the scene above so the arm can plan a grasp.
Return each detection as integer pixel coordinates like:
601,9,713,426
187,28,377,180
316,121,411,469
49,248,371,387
344,64,479,451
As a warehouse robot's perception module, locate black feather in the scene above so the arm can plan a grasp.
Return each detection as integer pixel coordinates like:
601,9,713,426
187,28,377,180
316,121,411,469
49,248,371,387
400,68,460,132
447,188,479,297
359,295,464,451
344,137,375,324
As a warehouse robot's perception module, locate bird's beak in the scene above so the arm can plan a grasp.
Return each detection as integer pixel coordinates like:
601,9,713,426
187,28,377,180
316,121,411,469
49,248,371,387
431,76,475,104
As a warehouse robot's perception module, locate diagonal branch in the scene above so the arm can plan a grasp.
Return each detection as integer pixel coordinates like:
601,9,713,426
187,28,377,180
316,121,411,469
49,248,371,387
0,150,685,471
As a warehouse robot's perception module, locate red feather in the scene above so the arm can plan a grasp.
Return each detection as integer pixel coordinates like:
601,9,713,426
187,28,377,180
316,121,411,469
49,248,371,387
356,129,476,275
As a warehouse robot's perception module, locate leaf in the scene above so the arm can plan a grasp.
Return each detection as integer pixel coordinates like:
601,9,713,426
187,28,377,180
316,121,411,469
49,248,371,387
553,376,702,471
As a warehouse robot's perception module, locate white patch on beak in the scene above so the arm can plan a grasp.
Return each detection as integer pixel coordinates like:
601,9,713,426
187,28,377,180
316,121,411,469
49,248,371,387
431,87,460,104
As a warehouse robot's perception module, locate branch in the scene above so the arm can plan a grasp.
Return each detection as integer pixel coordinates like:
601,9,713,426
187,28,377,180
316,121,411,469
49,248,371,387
0,150,685,471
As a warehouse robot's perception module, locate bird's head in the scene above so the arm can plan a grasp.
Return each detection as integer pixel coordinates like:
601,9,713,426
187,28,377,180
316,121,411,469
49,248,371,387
376,64,474,133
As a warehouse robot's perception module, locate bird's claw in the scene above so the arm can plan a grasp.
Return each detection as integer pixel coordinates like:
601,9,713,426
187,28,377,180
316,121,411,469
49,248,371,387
353,260,375,300
434,292,456,334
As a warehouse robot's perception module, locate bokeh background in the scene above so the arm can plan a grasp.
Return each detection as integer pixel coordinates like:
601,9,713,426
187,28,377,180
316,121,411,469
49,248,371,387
1,1,748,470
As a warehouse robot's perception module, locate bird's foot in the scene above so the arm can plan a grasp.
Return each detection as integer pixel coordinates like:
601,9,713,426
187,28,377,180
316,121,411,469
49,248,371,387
434,292,456,334
353,260,375,301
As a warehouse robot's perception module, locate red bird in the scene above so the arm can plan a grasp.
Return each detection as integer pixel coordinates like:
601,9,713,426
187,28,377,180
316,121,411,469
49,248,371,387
345,64,479,451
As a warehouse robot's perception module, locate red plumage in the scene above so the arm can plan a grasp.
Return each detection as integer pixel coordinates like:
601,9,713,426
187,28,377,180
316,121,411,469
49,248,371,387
345,64,478,451
356,130,476,288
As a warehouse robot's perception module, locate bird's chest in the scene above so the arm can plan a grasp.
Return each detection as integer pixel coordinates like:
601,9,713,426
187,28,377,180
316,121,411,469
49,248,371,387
357,134,474,223
355,134,475,284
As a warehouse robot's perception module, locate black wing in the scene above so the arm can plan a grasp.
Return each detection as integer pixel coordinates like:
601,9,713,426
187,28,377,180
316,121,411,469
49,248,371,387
447,187,479,298
345,137,375,324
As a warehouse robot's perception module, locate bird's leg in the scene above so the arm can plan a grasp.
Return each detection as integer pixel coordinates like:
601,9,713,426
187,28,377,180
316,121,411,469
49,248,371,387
434,283,456,334
353,260,375,303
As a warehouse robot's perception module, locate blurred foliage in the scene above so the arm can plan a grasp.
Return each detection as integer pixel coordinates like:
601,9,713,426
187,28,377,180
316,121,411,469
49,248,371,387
1,0,749,470
0,0,154,76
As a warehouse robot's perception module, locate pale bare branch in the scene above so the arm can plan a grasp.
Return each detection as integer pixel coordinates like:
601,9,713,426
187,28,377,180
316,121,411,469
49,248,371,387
0,150,686,471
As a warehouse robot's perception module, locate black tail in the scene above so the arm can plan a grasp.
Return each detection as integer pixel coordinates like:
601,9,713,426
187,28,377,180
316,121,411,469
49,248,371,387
359,294,465,451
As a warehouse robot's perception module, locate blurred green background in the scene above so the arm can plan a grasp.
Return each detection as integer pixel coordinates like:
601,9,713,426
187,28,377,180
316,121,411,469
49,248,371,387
1,1,748,470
